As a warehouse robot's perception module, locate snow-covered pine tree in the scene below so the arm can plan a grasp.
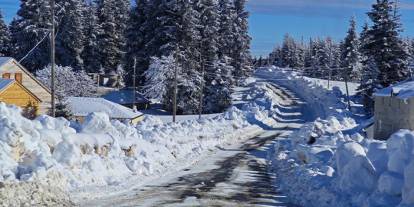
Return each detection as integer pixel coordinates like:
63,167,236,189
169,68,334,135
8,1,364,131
281,34,296,68
0,11,10,56
314,39,330,78
365,0,409,88
232,0,252,83
340,17,361,81
11,0,52,71
217,0,235,59
55,0,85,71
269,45,283,67
82,2,100,73
95,0,129,74
198,0,231,113
125,0,150,86
358,22,380,114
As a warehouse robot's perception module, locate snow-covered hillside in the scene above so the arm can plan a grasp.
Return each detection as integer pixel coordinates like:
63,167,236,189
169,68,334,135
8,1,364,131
261,67,414,207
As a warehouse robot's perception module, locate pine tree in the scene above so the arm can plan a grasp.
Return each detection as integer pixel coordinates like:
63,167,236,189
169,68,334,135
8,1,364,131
82,2,100,73
95,0,129,74
55,0,85,71
365,0,409,88
340,17,361,81
0,11,10,56
217,0,235,59
125,0,150,86
11,0,52,71
358,22,380,113
232,0,252,82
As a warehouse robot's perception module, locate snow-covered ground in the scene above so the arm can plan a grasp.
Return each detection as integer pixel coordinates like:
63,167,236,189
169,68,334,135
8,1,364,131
0,74,288,205
260,67,414,207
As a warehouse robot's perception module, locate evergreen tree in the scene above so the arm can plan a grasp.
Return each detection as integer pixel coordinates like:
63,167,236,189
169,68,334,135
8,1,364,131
232,0,252,82
0,11,10,56
125,0,150,86
95,0,129,74
365,0,409,88
11,0,52,71
82,2,100,73
217,0,235,59
358,22,380,114
55,0,85,71
340,17,361,81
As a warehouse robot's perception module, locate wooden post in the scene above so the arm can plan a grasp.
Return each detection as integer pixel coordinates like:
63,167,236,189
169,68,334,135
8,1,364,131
133,57,137,111
198,45,204,120
50,0,56,117
345,73,351,111
173,48,178,123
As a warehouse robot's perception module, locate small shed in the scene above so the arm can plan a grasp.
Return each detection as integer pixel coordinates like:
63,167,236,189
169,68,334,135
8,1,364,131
0,78,41,117
374,81,414,140
0,57,52,114
103,89,150,110
66,97,144,124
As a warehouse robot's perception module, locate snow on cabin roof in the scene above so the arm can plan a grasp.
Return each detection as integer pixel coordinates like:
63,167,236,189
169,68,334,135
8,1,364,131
374,81,414,100
0,79,14,91
0,57,13,67
103,89,150,105
67,97,143,119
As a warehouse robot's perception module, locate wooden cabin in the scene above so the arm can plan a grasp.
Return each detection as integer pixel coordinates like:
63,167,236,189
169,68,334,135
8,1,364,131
0,57,52,114
0,79,41,117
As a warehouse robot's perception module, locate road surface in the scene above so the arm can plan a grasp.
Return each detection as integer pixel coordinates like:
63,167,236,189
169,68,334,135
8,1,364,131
79,83,307,207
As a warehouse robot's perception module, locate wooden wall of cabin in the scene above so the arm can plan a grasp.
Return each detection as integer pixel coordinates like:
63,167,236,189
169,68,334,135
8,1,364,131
0,82,40,116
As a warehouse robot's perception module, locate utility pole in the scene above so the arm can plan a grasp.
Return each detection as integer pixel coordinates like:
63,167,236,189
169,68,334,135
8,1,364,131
198,45,205,120
50,0,56,117
132,57,137,111
172,47,178,123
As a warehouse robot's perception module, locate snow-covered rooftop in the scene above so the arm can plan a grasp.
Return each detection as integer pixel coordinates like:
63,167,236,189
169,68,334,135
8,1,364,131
0,57,13,67
0,79,14,91
103,89,150,105
67,97,143,119
375,81,414,99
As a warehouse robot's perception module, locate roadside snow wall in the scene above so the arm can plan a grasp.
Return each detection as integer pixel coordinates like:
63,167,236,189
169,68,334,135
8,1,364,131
0,78,281,193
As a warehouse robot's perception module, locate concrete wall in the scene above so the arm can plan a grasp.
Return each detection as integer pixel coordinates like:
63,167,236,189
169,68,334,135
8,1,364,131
374,96,414,140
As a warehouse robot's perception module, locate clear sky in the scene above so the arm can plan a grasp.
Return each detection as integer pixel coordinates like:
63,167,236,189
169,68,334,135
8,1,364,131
1,0,414,57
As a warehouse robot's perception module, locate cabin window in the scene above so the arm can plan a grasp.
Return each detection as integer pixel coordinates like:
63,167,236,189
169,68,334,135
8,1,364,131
15,73,23,83
2,73,10,79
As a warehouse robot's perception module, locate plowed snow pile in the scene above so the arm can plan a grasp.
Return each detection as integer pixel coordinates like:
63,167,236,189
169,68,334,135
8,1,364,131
0,79,283,205
264,67,414,207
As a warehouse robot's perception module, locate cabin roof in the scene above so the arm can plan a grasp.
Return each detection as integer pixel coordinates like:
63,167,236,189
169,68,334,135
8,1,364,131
67,97,143,119
0,78,14,91
103,89,150,105
375,81,414,100
0,57,12,67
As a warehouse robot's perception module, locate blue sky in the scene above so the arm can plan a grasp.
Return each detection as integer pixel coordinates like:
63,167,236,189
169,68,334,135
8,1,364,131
1,0,414,57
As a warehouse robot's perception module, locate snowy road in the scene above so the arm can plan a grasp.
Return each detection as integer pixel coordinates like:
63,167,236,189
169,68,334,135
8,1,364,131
79,82,306,207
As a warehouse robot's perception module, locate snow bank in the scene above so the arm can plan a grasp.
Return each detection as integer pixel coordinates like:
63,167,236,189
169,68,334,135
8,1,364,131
0,79,281,194
263,67,414,207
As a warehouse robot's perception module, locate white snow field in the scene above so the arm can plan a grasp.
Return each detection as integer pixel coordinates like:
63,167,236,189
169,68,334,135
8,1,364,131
259,67,414,207
0,73,289,205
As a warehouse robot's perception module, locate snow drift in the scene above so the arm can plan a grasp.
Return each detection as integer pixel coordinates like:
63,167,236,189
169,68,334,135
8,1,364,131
265,67,414,207
0,78,282,193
